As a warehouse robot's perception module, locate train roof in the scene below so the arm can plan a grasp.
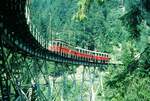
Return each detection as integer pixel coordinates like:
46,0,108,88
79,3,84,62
50,39,74,46
49,39,109,55
76,47,108,55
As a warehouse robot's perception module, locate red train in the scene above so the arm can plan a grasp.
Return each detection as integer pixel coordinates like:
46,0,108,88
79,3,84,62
48,39,110,63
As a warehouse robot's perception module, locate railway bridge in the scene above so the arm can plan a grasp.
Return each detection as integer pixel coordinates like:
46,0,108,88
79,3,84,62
0,0,111,100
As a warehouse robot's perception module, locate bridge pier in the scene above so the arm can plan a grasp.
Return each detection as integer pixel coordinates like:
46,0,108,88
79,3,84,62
89,67,96,101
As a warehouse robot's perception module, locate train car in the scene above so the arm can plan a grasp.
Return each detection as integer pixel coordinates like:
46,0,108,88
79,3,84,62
48,39,110,63
48,39,71,57
95,52,110,63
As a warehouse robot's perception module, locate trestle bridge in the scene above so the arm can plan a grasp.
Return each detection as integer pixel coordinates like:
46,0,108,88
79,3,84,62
0,0,112,101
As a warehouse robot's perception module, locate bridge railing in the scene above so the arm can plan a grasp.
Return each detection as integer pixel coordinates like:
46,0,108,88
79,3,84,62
20,0,110,66
25,0,48,49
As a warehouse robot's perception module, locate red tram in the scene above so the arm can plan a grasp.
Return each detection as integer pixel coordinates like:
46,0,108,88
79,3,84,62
48,39,110,63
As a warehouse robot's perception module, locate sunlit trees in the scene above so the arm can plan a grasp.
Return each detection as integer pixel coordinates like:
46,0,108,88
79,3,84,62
29,0,150,100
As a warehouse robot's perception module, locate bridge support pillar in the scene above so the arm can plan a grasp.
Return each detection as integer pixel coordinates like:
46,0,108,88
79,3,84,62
89,67,96,101
79,66,85,101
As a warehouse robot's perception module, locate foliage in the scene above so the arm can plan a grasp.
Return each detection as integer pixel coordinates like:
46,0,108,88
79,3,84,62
27,0,150,100
73,0,106,21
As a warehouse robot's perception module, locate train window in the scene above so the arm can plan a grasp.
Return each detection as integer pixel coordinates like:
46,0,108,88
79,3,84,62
57,42,60,46
65,43,67,47
63,43,65,47
55,42,57,46
52,41,55,45
90,51,92,55
65,44,68,48
99,54,101,56
93,52,95,55
92,52,94,56
96,53,98,56
60,43,63,47
52,41,55,46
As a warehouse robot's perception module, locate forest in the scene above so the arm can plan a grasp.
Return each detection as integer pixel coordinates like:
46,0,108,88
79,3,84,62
1,0,150,101
26,0,150,100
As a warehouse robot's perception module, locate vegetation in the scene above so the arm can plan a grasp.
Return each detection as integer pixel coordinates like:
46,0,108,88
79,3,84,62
4,0,150,100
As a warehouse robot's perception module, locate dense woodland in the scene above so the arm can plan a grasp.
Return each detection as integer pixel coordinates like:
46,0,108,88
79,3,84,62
29,0,150,100
6,0,150,100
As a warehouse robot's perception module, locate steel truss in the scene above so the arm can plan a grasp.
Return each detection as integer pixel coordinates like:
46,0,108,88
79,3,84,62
0,40,50,100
